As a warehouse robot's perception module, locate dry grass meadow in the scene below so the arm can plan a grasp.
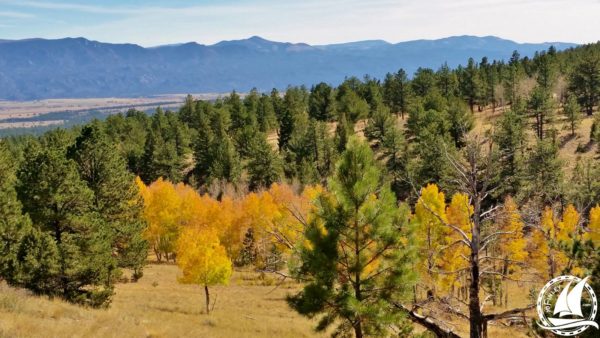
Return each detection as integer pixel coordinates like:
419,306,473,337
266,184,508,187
0,263,541,338
0,264,327,338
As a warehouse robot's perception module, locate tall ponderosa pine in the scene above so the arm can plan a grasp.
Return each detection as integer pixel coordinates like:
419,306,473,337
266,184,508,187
309,82,337,121
493,106,526,199
140,108,189,183
459,58,481,112
503,51,523,104
568,50,600,116
246,132,283,191
68,123,148,280
563,95,582,136
289,137,416,338
0,141,34,283
16,131,117,306
383,68,411,119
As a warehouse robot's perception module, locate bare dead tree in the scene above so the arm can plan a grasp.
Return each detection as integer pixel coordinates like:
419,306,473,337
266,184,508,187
413,135,535,338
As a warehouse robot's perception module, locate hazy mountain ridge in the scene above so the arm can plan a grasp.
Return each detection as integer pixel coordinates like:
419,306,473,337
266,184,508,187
0,35,577,100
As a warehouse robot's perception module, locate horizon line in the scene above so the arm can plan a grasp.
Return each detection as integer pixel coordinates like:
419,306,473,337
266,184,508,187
0,34,585,48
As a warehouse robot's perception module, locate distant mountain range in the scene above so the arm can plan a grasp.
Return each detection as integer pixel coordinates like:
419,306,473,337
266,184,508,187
0,35,577,100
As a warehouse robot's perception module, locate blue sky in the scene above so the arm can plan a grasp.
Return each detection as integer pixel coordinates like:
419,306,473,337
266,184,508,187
0,0,598,46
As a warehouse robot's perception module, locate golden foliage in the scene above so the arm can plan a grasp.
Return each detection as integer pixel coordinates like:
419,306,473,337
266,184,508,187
495,197,527,277
176,227,232,287
529,206,580,279
584,205,600,245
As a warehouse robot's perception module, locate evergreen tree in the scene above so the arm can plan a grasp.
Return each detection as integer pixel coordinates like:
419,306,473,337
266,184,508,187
568,50,600,116
247,133,283,191
446,98,474,147
528,86,557,140
337,89,369,123
436,62,459,100
503,51,523,105
569,159,600,213
68,122,148,280
334,112,354,153
458,58,481,112
16,131,117,306
411,67,437,97
192,104,215,187
140,108,187,183
257,94,278,132
563,95,582,136
309,82,336,121
225,91,248,132
493,107,526,199
0,141,33,283
524,139,563,203
277,87,307,150
383,68,410,119
534,51,557,92
105,110,149,175
289,137,416,338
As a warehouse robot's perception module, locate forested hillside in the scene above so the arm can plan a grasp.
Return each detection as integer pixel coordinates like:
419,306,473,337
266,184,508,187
1,41,600,338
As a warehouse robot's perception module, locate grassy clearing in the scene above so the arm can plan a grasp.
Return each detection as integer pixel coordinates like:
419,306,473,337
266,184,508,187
0,264,326,338
0,263,542,338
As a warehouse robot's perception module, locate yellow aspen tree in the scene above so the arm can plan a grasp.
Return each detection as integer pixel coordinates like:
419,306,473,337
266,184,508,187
413,183,448,296
495,197,527,275
137,177,181,262
490,197,527,306
442,192,472,295
177,227,232,315
584,205,600,245
530,206,579,279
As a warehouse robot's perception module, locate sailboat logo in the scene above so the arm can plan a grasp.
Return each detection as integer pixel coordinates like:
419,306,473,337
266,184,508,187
537,275,598,336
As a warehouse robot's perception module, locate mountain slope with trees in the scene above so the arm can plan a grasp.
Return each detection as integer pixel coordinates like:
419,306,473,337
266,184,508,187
1,39,599,338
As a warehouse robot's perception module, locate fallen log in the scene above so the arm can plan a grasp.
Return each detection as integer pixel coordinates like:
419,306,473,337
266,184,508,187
393,303,462,338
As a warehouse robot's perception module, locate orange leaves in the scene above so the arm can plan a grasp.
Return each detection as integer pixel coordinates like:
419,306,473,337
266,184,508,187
235,183,317,265
138,177,315,267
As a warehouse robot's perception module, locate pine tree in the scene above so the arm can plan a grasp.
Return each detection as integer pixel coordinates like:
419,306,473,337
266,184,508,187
459,58,481,112
68,122,148,280
257,94,278,132
246,132,283,191
569,159,600,213
568,50,600,116
288,137,416,337
528,86,557,140
412,67,437,97
436,63,459,100
563,95,582,136
493,107,526,198
503,51,523,105
383,68,411,119
524,139,563,204
140,108,187,183
309,82,336,121
226,91,248,132
0,141,33,283
16,131,116,306
334,112,354,153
